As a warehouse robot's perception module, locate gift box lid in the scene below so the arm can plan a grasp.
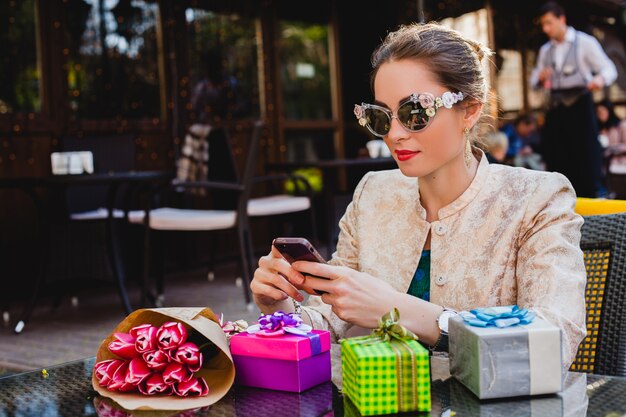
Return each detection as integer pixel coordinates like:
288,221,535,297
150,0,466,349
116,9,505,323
230,330,331,361
450,315,561,338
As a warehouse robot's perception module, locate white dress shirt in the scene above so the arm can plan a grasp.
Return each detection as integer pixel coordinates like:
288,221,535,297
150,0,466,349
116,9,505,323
531,26,617,88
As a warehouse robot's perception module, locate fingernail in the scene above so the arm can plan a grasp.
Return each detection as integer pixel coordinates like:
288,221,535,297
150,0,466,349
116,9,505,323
297,294,304,302
297,274,305,284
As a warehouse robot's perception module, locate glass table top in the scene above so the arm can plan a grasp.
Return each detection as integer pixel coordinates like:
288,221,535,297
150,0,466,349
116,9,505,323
1,357,625,417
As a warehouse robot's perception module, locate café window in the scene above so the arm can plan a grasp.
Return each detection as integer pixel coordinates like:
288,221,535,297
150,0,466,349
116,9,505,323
62,0,161,119
0,0,41,114
280,21,332,120
496,49,524,112
185,9,261,123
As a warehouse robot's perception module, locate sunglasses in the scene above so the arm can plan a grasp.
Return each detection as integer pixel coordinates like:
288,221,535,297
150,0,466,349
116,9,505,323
354,91,465,137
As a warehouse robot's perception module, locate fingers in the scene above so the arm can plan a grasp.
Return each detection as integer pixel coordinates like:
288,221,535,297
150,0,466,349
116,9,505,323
259,251,305,286
252,268,304,302
251,250,306,306
291,261,339,280
304,275,334,294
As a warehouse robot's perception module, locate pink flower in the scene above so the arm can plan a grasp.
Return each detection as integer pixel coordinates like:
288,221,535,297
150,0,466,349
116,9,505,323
143,349,170,371
94,397,129,417
125,357,152,385
353,104,364,119
130,324,158,353
418,93,435,109
172,342,203,372
106,361,136,392
139,373,173,396
174,377,209,397
157,322,188,351
94,359,125,387
162,362,192,385
108,332,140,359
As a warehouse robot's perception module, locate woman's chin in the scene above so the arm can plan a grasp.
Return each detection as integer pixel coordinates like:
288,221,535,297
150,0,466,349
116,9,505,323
397,164,428,178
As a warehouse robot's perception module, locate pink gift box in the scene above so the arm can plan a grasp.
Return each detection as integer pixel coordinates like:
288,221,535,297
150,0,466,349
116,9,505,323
230,330,331,392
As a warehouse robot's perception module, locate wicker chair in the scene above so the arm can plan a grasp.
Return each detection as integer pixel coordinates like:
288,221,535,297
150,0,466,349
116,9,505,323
570,212,626,376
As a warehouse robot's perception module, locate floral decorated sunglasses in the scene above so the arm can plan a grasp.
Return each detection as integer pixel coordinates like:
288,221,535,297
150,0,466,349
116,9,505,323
354,91,465,137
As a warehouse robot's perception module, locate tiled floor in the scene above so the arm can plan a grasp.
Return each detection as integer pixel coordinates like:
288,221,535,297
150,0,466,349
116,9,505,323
0,262,261,374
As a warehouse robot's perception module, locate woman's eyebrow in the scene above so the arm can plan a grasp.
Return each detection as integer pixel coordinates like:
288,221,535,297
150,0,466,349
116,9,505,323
374,94,414,108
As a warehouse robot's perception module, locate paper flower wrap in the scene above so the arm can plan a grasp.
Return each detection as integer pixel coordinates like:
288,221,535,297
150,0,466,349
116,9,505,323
92,307,234,411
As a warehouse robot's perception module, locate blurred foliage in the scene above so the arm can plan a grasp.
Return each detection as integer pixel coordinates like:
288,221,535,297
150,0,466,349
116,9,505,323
284,167,323,194
64,0,161,120
280,21,332,120
0,0,41,114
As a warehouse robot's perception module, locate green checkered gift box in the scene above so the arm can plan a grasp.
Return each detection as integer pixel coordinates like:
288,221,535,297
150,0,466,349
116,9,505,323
340,308,431,416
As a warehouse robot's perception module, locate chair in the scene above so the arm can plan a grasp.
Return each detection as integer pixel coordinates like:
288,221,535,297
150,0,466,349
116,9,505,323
570,212,626,376
50,135,137,311
575,197,626,216
128,121,316,307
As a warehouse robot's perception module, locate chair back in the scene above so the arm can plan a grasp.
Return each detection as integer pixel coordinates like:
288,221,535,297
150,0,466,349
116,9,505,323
237,121,265,212
203,128,240,210
571,213,626,376
60,135,135,213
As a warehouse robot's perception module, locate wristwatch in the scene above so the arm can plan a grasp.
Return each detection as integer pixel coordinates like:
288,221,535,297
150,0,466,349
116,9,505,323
432,307,458,352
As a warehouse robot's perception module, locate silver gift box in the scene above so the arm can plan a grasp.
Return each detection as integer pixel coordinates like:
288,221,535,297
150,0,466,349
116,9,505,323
449,315,563,399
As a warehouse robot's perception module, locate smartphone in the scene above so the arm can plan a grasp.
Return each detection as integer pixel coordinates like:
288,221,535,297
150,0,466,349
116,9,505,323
273,237,326,264
272,237,328,294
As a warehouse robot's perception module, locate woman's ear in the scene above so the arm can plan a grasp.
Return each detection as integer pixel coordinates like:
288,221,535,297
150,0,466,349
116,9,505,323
463,101,483,128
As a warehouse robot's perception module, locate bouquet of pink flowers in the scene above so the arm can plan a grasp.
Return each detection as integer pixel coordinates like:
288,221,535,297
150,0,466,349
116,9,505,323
94,321,209,396
92,307,234,411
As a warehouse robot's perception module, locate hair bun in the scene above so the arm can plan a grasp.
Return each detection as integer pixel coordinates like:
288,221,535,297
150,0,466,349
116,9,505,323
466,39,492,62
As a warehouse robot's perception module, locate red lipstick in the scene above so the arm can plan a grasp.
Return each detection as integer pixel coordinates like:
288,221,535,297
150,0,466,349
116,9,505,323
395,149,420,162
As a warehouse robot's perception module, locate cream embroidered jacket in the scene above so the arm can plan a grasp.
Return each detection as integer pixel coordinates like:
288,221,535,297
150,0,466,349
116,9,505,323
302,153,586,368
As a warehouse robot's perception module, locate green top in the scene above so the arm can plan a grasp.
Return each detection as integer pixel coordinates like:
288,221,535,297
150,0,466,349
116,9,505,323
407,250,430,301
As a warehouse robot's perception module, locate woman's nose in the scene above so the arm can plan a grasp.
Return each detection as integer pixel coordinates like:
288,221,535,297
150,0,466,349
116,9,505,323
386,116,408,143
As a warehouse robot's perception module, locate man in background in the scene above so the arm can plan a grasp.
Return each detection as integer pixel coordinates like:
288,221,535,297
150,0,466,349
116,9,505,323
531,2,617,197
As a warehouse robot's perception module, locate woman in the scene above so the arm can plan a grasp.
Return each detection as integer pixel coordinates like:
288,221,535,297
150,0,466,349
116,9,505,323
250,23,585,368
596,98,626,174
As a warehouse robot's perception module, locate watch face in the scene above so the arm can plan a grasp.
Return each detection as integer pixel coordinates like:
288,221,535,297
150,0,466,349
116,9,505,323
439,310,457,333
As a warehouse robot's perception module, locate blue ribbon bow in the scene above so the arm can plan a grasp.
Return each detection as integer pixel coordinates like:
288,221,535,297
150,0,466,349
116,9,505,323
460,305,535,328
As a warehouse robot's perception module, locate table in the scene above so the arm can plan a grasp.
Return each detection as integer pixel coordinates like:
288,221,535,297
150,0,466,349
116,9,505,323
268,158,397,257
1,356,623,416
0,171,173,333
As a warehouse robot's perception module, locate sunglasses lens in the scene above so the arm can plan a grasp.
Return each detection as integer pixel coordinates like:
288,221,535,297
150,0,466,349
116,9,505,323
365,107,391,136
398,101,430,131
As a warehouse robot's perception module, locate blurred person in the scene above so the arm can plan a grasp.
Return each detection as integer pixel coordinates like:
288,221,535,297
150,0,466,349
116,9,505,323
500,113,544,170
190,48,247,124
178,49,247,185
531,2,617,197
482,131,509,164
597,98,626,174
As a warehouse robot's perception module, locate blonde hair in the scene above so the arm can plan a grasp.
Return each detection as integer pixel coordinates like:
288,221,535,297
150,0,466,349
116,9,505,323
370,22,493,140
482,131,509,154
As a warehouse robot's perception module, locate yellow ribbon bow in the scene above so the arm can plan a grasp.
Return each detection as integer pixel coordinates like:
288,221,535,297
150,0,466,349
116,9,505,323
369,308,419,343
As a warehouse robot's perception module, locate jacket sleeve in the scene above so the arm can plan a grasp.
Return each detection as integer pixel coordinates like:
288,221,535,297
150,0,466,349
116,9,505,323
516,173,586,368
301,172,373,342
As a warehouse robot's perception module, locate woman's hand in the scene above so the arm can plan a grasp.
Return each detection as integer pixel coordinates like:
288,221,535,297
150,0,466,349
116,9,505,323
250,246,307,311
291,261,399,329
